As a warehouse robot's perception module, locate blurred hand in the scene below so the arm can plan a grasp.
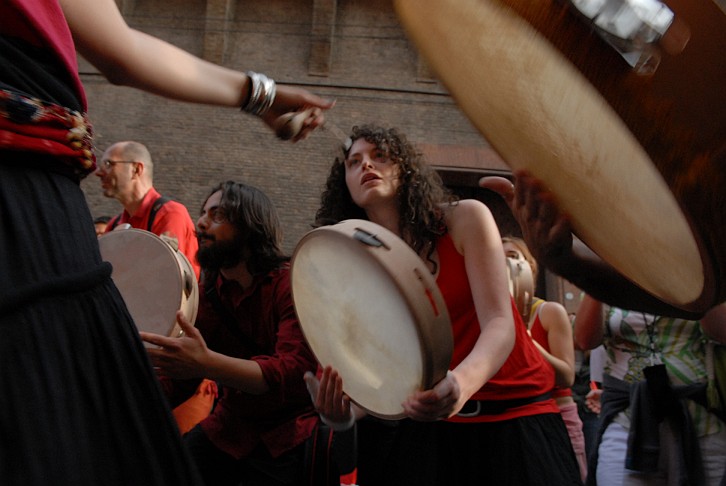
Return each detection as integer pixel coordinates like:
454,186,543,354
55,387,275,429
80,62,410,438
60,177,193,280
480,170,574,267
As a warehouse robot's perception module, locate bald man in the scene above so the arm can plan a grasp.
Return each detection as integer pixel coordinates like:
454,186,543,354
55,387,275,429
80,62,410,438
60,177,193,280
96,141,200,279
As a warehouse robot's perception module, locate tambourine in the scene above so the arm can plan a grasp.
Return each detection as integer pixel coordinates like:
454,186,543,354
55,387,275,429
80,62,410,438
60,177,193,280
291,220,453,419
99,228,199,346
506,254,534,323
394,0,726,313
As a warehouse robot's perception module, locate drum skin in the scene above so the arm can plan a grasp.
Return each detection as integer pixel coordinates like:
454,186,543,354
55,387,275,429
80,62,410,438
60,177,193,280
98,229,199,346
394,0,726,313
291,220,453,419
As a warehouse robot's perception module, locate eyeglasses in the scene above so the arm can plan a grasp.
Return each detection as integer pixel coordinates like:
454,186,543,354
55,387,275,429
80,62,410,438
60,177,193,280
99,159,136,170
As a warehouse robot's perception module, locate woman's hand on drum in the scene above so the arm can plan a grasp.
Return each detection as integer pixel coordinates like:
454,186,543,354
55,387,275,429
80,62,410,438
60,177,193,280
402,370,465,421
141,310,210,380
304,366,358,431
479,170,574,268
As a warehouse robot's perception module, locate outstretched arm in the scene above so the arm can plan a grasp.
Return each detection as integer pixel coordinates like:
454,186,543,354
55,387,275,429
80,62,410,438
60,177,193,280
480,170,703,320
699,302,726,344
573,294,606,351
60,0,334,140
142,311,269,394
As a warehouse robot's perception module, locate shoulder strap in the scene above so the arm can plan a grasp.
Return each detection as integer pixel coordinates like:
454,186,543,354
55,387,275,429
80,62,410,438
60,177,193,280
147,195,171,231
107,213,122,231
528,297,545,327
106,195,170,232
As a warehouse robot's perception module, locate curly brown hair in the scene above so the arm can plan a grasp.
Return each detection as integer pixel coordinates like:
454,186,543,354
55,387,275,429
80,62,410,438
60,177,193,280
315,124,456,265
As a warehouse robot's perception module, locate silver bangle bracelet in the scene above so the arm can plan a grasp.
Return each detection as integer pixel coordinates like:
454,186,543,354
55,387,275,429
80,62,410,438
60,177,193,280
242,71,277,116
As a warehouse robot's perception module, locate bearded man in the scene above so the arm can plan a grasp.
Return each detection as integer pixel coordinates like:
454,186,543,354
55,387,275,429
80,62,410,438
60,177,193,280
141,181,319,486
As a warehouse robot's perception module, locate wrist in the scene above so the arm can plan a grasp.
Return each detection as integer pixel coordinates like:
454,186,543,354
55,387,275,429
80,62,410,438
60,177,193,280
320,409,356,432
241,71,276,116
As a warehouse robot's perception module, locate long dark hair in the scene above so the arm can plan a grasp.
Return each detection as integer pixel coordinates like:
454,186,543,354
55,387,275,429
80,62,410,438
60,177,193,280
315,124,456,263
202,181,288,281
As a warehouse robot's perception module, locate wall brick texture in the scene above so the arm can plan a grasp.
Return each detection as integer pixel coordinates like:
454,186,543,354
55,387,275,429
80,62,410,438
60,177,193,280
81,0,574,302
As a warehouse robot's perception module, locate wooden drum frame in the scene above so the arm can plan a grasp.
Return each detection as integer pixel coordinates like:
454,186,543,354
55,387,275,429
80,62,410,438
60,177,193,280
291,220,453,419
394,0,726,313
99,228,199,346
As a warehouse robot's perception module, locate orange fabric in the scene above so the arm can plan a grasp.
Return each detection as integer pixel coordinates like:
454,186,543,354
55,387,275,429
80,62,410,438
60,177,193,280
340,469,358,485
172,379,218,435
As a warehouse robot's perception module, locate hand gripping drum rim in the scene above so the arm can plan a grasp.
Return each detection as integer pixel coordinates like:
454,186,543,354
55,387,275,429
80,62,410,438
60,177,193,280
291,220,453,419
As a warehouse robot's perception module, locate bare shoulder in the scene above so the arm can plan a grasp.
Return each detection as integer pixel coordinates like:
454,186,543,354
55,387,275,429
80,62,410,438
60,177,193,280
539,300,571,330
443,199,499,252
445,198,489,214
443,199,492,230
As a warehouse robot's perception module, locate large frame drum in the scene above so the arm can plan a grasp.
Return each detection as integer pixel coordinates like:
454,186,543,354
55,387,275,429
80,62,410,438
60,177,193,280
394,0,726,313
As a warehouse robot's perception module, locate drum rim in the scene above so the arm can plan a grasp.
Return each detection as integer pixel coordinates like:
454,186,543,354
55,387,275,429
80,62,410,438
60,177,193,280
291,219,453,419
394,0,714,310
99,228,199,337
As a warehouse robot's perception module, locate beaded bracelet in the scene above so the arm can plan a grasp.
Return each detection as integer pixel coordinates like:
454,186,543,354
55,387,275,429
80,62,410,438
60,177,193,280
242,71,276,116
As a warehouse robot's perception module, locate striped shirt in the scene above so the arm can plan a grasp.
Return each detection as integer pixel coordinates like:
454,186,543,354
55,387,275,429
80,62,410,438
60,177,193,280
602,306,722,436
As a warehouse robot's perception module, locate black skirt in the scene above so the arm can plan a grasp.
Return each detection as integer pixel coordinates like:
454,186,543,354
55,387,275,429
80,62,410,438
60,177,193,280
0,158,203,485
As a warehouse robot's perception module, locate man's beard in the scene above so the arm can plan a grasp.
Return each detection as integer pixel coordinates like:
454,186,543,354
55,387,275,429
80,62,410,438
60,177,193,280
197,234,244,272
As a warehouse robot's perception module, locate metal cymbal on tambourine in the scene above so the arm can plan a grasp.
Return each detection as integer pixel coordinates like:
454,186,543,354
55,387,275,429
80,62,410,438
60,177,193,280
506,255,534,323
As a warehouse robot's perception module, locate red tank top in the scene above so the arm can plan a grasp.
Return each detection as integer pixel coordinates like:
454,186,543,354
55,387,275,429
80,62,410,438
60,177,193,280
435,233,559,422
529,299,572,399
1,0,95,175
2,0,86,107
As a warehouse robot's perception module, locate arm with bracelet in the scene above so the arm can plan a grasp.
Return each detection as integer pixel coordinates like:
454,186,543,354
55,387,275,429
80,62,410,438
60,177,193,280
60,0,334,142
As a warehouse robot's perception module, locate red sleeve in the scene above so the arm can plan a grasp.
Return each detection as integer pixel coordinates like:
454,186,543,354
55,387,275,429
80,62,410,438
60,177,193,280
252,271,319,403
150,202,200,280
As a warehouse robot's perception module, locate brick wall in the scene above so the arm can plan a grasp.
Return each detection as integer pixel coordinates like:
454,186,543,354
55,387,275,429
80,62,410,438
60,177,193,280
81,0,513,255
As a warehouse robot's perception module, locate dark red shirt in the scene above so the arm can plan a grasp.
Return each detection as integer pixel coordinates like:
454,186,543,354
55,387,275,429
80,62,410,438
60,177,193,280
163,264,318,459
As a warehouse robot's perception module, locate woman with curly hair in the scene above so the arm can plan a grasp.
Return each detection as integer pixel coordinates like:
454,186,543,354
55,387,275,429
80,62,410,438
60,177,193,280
305,124,582,485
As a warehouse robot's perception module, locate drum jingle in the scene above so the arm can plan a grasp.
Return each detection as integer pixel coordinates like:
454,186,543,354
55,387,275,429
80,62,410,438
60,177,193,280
394,0,726,313
506,254,535,323
291,220,453,419
98,228,199,346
